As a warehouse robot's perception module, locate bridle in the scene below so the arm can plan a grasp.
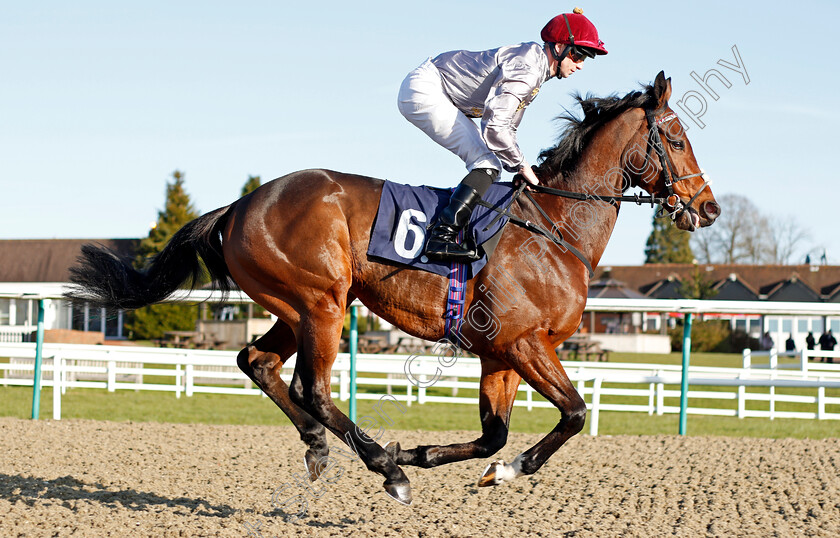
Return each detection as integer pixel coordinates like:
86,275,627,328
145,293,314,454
642,107,709,221
478,106,711,277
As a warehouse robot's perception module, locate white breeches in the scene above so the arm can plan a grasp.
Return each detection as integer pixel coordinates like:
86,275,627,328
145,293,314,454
397,59,502,173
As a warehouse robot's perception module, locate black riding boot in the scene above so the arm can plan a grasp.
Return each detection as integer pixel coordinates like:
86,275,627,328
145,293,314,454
424,183,482,262
425,168,498,262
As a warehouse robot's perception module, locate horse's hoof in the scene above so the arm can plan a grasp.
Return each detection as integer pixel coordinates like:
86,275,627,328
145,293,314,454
383,482,413,505
383,441,401,460
478,458,523,487
478,460,506,487
303,451,323,482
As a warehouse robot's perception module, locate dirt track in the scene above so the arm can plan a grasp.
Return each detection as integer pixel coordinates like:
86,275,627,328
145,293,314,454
1,417,839,537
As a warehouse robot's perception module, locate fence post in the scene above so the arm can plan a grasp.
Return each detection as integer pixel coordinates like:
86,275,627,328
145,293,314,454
656,370,664,416
817,380,825,420
349,305,358,423
30,298,45,420
418,374,427,404
175,364,181,399
801,349,809,374
526,384,533,411
185,364,194,397
679,312,693,435
648,382,655,415
339,369,349,401
107,360,116,392
62,357,69,395
769,348,778,371
742,348,751,369
737,376,745,419
405,378,412,407
53,355,62,420
589,377,602,436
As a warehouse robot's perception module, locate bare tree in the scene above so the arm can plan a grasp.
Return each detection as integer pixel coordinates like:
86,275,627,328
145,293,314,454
690,193,804,264
768,215,812,264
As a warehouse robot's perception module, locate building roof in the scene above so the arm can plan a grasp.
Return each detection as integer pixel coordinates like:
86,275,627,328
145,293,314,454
588,278,646,299
593,264,840,302
0,239,139,283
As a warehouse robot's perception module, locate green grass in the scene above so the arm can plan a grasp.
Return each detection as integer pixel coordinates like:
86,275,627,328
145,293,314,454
1,352,837,439
1,386,837,439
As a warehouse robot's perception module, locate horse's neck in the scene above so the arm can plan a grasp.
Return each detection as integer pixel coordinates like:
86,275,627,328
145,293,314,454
543,115,639,271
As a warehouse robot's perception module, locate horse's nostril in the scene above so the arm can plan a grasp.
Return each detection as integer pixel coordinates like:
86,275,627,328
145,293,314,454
702,201,720,220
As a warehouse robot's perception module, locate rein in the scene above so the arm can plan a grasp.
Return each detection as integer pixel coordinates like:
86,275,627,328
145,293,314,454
479,107,709,278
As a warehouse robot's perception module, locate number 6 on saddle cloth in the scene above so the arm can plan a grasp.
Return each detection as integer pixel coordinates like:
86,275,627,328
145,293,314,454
368,181,515,279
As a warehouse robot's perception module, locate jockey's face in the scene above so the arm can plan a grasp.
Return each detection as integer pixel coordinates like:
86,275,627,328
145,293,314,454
560,55,584,77
556,44,584,78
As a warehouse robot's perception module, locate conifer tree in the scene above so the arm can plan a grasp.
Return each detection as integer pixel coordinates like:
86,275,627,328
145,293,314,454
125,171,200,340
241,175,261,197
677,265,719,299
644,208,694,264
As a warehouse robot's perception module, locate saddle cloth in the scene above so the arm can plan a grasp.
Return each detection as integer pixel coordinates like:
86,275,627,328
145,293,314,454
367,181,515,278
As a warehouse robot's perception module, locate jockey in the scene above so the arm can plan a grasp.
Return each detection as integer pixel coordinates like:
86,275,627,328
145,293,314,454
398,7,607,262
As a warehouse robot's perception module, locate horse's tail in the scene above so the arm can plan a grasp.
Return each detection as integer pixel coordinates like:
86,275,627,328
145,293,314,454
66,205,234,310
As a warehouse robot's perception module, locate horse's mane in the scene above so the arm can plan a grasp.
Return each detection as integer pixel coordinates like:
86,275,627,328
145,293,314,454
535,84,657,187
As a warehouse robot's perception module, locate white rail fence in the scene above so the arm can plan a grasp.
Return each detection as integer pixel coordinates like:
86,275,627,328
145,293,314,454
2,343,840,435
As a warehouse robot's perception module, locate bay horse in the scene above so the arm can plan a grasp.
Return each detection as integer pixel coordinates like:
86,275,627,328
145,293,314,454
67,72,719,506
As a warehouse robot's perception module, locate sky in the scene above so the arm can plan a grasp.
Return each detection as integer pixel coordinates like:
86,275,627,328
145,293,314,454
2,1,838,266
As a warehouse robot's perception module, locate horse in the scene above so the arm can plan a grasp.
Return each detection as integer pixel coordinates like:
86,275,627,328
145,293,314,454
67,71,720,506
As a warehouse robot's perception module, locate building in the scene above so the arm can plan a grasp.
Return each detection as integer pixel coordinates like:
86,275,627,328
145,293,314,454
591,263,840,352
0,239,139,341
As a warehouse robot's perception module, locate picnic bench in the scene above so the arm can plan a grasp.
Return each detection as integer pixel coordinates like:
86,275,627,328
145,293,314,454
556,335,610,362
155,331,228,350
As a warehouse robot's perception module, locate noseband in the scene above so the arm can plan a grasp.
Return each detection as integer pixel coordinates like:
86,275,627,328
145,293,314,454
643,108,709,221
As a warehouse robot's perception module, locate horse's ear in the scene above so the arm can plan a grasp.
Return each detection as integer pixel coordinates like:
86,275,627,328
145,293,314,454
653,71,672,107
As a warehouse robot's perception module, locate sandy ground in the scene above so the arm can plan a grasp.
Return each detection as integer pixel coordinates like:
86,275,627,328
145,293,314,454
1,417,839,537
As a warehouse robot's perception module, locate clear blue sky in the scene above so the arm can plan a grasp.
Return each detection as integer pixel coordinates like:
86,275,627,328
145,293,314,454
2,1,837,266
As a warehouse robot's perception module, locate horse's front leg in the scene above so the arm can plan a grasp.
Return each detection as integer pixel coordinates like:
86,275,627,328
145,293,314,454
478,331,586,487
384,358,520,468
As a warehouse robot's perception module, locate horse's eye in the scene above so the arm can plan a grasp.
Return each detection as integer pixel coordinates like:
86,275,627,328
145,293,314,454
670,140,685,150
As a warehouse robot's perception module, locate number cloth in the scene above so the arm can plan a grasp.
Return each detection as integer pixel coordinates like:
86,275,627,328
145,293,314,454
367,181,515,278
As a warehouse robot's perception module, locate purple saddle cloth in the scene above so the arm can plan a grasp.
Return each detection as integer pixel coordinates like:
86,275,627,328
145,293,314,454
367,181,514,278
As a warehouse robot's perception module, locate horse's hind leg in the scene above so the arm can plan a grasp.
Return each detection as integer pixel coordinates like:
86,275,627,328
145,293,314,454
237,320,328,480
385,358,520,469
479,332,587,486
288,289,413,505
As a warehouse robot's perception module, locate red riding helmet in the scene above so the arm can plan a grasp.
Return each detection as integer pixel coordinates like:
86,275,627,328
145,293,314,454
541,7,608,56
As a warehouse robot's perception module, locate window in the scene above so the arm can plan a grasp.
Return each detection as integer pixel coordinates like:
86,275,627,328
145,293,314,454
832,319,840,333
0,299,10,325
735,319,747,332
768,319,779,332
798,319,809,333
105,312,121,338
749,318,762,335
813,318,824,334
88,308,103,333
782,319,792,333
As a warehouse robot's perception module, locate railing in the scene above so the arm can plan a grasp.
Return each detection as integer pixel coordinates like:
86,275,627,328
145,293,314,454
2,343,840,434
742,348,840,373
0,326,34,343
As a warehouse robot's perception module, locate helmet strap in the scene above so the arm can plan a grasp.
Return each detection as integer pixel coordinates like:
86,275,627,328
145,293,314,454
563,14,576,46
548,44,571,79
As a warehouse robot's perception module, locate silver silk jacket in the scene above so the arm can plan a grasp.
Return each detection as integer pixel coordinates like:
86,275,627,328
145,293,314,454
432,42,551,172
